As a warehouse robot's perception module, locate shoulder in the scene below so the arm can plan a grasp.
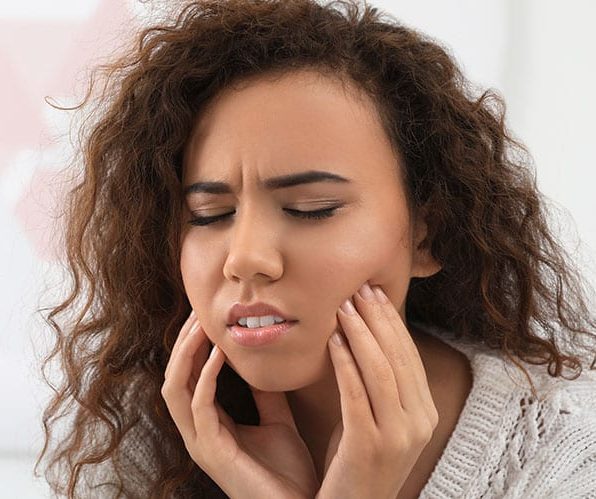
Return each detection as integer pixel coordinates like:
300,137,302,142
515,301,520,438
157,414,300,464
486,355,596,495
521,371,596,496
466,350,596,496
414,322,596,497
77,378,164,498
414,320,596,412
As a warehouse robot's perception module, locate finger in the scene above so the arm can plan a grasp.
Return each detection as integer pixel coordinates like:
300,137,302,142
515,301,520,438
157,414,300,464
352,286,424,416
191,344,228,439
161,322,208,438
337,296,402,426
188,340,206,394
370,287,428,380
186,341,237,436
327,327,375,431
165,310,197,380
359,285,436,414
165,316,201,383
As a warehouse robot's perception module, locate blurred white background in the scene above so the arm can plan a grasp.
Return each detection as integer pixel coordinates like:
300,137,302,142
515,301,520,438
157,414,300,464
1,0,595,496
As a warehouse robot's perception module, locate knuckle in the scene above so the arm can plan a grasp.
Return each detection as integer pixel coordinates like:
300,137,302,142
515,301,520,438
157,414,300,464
393,350,409,369
160,383,172,400
369,360,395,385
190,396,201,412
188,446,207,469
428,407,440,428
412,423,434,445
346,384,368,402
371,361,394,384
387,343,408,366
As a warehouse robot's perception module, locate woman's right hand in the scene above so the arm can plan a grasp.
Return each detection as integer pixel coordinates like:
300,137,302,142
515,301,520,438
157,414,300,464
162,311,320,499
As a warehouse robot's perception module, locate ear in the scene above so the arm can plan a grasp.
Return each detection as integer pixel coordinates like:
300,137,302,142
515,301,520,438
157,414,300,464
410,207,442,278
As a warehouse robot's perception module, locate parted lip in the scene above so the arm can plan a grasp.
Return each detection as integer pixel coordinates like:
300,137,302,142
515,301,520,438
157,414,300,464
226,302,298,326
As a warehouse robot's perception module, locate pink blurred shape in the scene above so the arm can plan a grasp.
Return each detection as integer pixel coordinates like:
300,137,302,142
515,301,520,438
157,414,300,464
2,0,137,260
14,166,71,262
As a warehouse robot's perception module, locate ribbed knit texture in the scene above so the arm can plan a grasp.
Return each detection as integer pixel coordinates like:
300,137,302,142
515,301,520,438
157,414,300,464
415,322,596,499
82,325,596,498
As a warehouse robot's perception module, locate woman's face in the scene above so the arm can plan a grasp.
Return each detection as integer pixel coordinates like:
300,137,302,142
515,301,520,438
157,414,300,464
180,69,440,391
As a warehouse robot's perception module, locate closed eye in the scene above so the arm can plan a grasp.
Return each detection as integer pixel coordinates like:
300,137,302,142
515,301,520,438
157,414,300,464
188,206,341,226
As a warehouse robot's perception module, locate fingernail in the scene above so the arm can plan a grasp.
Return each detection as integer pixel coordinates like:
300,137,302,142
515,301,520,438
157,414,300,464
340,298,356,315
190,322,200,334
190,309,196,319
358,282,375,302
209,345,218,358
331,332,343,345
373,286,388,303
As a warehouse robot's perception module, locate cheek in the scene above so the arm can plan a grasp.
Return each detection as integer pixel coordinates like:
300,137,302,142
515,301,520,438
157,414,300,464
179,237,224,341
180,230,222,278
180,238,199,290
179,236,216,305
303,216,412,315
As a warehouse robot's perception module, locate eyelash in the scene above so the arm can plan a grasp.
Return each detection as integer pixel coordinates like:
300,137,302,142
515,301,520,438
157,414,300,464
188,206,341,226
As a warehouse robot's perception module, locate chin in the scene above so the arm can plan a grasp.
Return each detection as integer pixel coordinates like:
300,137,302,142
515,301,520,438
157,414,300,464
224,345,331,392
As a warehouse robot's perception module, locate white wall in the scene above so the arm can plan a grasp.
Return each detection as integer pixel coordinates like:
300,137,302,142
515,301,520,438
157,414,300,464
502,0,596,285
1,1,594,496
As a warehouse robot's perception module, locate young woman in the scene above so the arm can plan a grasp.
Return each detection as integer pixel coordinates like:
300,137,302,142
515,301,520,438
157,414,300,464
36,0,596,497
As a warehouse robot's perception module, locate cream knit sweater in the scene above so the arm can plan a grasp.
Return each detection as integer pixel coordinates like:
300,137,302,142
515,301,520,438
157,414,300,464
415,323,596,499
83,325,596,498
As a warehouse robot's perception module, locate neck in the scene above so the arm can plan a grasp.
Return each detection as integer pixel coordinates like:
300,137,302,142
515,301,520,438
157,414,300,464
286,351,341,481
285,322,431,482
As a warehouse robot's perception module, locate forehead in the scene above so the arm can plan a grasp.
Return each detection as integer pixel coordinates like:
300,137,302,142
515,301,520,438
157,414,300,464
183,70,401,188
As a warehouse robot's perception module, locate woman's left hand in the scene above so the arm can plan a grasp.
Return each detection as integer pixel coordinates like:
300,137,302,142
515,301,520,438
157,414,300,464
316,282,439,499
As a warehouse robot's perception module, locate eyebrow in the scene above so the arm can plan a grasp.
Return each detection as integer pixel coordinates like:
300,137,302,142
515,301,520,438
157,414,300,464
183,170,351,196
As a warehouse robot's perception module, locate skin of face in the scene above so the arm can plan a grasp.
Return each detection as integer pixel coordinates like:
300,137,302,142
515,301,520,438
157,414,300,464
179,68,442,393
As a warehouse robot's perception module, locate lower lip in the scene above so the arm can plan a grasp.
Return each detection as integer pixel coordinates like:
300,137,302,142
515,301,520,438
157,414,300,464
227,321,297,347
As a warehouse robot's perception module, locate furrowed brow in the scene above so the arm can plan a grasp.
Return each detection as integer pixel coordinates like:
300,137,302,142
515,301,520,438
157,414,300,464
183,170,350,196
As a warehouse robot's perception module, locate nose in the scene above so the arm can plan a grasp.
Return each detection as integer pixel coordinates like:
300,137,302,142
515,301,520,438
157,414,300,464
222,204,284,283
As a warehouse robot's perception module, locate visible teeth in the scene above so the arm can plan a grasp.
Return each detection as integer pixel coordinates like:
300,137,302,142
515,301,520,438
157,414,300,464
237,315,286,328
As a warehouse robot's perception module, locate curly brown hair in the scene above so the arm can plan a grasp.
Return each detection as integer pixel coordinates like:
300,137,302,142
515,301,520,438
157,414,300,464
35,0,596,497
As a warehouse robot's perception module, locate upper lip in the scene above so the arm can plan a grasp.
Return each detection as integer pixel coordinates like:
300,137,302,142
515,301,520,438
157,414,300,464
226,302,298,326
